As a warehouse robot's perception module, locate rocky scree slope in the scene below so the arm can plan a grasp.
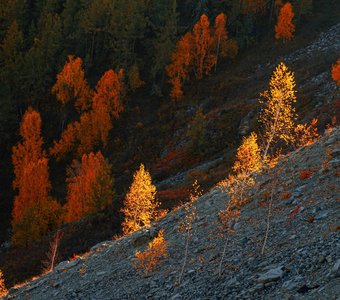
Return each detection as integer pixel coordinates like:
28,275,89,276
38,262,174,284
5,127,340,299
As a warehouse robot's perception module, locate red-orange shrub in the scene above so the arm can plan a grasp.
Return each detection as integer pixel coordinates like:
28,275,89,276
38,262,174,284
299,170,312,180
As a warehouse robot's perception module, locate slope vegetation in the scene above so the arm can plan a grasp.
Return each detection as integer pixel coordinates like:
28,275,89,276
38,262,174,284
5,127,340,299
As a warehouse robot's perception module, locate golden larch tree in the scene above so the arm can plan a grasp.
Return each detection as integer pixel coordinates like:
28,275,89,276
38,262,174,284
232,132,262,175
167,32,193,99
52,55,91,111
259,62,297,158
65,151,113,222
275,2,295,42
331,58,340,86
214,13,228,71
121,164,159,235
192,14,215,79
12,108,61,246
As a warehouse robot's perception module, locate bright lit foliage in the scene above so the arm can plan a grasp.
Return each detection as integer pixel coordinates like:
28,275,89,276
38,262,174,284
232,132,262,175
294,118,319,147
122,164,159,234
133,229,168,275
65,151,113,222
0,270,8,298
275,2,295,41
259,62,297,158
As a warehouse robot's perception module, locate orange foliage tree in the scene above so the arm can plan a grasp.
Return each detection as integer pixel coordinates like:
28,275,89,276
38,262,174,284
275,2,295,42
332,58,340,86
64,151,113,222
214,13,228,71
12,108,61,246
52,55,91,112
192,14,215,79
133,229,168,275
166,32,193,99
50,68,124,159
121,164,159,235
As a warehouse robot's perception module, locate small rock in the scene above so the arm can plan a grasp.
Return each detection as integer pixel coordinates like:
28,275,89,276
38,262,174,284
315,211,328,220
331,259,340,277
171,293,182,300
257,266,284,283
282,279,300,291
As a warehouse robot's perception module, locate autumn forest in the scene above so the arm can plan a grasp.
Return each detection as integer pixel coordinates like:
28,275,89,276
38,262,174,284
0,0,339,293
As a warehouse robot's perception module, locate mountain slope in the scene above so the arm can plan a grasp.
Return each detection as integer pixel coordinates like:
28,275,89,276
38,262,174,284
5,127,340,299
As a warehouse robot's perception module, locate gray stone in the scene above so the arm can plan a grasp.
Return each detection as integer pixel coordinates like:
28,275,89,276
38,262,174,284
257,266,284,283
331,259,340,277
315,210,329,220
282,280,300,291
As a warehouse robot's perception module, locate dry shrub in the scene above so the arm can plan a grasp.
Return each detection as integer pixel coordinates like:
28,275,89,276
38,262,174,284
299,170,312,180
294,118,319,147
0,270,8,298
280,191,292,200
133,230,168,275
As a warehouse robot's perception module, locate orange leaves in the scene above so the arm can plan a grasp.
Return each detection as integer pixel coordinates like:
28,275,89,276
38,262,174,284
51,66,124,159
167,13,231,100
65,151,113,223
12,108,43,189
133,230,168,275
275,2,295,41
192,14,215,79
299,170,313,180
52,55,91,111
214,13,228,61
121,164,159,235
12,108,61,246
93,69,124,119
167,32,193,99
332,58,340,86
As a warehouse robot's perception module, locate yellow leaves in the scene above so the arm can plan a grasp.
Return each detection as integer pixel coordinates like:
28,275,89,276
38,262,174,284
275,2,295,41
133,230,168,275
259,62,297,157
122,164,159,235
294,118,319,147
232,132,262,175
